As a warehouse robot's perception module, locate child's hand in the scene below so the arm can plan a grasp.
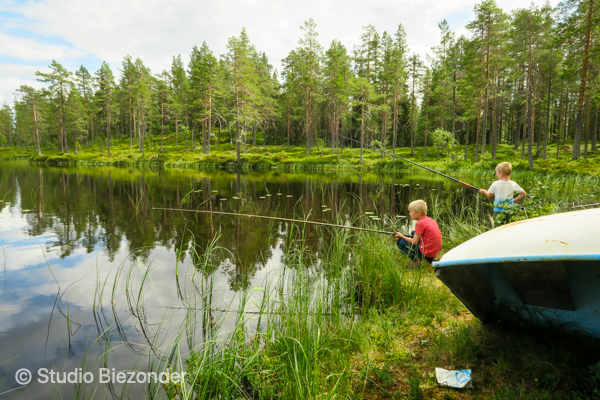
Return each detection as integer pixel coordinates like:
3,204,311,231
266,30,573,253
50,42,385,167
395,232,402,239
479,188,486,194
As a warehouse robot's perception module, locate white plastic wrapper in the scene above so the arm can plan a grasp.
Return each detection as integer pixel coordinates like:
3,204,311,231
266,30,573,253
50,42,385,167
435,367,473,389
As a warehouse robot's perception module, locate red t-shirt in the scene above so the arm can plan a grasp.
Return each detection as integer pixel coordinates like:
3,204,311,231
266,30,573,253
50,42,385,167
414,216,442,258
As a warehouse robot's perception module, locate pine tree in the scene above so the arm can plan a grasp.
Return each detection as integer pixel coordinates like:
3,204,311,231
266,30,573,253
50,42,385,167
296,19,323,155
75,66,95,148
15,86,42,155
36,60,72,153
323,39,352,154
407,53,423,155
170,55,190,147
95,62,116,155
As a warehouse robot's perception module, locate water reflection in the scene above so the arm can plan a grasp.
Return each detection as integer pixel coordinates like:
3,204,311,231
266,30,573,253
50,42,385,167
0,161,483,398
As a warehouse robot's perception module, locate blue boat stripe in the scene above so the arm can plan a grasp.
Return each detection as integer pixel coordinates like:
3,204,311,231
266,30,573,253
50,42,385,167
433,254,600,268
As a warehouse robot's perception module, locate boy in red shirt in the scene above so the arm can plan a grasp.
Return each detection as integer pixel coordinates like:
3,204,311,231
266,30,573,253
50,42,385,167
395,199,442,268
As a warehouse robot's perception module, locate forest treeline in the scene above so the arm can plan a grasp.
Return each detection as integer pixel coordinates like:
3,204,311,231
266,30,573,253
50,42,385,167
0,0,598,168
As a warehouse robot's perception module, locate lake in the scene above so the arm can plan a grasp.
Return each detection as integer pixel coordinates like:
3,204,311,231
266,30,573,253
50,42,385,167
0,160,525,398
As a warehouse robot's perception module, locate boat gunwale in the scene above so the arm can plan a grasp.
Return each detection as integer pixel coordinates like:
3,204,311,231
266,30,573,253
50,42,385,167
433,254,600,268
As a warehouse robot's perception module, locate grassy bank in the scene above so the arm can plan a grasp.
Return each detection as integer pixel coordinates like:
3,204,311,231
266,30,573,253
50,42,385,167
2,140,599,175
98,204,600,400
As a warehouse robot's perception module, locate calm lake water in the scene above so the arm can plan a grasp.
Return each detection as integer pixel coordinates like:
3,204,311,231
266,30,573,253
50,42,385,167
0,161,490,398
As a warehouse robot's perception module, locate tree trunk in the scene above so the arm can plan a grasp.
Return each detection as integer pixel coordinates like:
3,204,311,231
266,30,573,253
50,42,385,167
520,101,528,160
29,90,42,156
464,119,470,160
572,0,594,160
584,97,591,159
527,65,537,171
543,73,552,159
424,76,430,161
491,75,498,160
514,98,522,150
410,77,416,156
306,85,311,155
160,103,164,151
451,71,456,161
480,26,491,159
474,90,483,162
393,86,398,155
360,98,364,164
191,122,196,150
592,104,599,152
207,84,212,154
60,83,68,153
287,100,291,149
106,106,111,156
563,91,569,146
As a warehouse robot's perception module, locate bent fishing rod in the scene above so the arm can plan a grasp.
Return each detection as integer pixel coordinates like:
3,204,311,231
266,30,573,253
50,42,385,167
153,207,397,235
336,133,480,191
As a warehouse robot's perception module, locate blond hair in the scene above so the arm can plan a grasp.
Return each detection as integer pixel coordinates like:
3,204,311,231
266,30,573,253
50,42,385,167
408,199,427,216
496,162,512,175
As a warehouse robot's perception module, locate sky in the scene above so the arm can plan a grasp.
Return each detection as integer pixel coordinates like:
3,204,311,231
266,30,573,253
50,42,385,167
0,0,560,106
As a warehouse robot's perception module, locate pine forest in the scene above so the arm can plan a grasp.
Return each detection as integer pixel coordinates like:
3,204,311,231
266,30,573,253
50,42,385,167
1,0,599,169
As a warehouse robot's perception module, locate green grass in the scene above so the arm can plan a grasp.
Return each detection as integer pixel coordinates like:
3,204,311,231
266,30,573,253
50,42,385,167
2,137,599,175
105,203,599,399
3,144,599,399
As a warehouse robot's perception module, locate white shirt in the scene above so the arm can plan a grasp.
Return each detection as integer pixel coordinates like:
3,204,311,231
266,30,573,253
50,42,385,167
488,180,524,211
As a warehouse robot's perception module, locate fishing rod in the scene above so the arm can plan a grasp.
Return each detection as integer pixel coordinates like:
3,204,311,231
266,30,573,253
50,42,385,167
153,207,397,235
336,133,480,191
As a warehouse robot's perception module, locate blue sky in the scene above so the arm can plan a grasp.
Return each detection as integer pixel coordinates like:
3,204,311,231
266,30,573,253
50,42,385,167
0,0,560,106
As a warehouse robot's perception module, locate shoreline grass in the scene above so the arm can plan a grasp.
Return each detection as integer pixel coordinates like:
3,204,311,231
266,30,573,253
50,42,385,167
123,207,600,399
1,140,599,176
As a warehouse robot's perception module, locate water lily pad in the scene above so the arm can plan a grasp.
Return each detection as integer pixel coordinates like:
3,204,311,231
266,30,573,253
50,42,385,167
321,205,327,207
323,209,330,212
212,190,218,193
371,217,381,221
266,194,272,197
365,212,374,215
277,193,282,195
286,195,293,197
220,198,227,201
260,196,266,199
22,209,31,212
232,196,240,200
252,286,265,291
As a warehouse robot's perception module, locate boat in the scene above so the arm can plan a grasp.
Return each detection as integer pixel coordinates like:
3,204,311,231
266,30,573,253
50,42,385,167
433,208,600,336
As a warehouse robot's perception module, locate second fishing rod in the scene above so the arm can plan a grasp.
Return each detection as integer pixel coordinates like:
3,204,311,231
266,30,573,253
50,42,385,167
324,131,480,191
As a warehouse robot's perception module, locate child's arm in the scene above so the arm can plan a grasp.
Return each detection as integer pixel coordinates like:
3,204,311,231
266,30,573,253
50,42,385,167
514,190,527,203
479,188,495,198
395,232,422,245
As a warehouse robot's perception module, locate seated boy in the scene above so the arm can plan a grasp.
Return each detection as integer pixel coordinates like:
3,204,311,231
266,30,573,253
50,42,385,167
479,162,527,222
395,200,442,267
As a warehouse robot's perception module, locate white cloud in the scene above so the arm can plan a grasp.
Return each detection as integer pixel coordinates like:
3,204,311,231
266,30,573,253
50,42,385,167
0,65,48,108
0,0,561,106
7,0,559,71
0,32,85,61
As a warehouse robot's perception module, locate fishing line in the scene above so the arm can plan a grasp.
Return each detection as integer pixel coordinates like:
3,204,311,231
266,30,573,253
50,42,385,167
153,207,397,235
331,132,480,191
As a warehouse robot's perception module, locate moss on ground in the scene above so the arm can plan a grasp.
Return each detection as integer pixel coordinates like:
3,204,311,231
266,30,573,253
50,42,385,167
2,140,599,175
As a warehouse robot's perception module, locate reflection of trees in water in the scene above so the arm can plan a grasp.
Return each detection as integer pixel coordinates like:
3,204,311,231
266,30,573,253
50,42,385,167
0,163,476,291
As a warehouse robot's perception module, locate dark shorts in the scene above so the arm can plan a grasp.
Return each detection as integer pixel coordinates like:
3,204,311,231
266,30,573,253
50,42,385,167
396,232,435,264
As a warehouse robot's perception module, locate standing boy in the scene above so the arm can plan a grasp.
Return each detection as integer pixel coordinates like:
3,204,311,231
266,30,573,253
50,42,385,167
395,200,442,268
479,162,527,220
